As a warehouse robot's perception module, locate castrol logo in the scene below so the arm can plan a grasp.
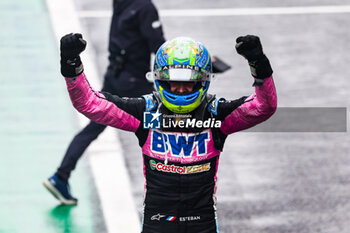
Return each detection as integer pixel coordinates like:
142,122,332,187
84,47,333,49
150,160,210,174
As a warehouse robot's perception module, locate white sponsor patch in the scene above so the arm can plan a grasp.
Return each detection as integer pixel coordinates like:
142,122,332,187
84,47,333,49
152,20,161,28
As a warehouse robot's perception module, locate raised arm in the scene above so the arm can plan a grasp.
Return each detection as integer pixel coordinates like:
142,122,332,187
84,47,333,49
220,35,277,135
60,33,142,132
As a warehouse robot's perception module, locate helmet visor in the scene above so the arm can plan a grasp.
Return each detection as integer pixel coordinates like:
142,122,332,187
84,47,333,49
154,65,211,82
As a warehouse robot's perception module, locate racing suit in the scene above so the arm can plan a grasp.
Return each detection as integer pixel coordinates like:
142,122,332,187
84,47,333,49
65,72,277,233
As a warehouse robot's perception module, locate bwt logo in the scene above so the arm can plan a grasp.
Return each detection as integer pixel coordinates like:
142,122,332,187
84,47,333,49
143,112,162,129
151,130,210,157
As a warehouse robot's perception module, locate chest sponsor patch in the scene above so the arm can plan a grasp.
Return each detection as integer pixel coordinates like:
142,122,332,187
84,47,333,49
151,130,210,157
150,160,210,174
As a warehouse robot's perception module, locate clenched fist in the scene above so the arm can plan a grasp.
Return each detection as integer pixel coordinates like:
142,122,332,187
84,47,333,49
60,33,87,77
235,35,273,85
235,35,263,62
60,33,87,59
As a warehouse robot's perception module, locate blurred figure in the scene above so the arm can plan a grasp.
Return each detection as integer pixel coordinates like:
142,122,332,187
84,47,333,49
43,0,165,205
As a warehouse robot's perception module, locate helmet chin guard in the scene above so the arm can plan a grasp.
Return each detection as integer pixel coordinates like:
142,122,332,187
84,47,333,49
151,37,213,113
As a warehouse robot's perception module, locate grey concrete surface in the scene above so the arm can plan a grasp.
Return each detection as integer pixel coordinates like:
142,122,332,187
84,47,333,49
73,0,350,232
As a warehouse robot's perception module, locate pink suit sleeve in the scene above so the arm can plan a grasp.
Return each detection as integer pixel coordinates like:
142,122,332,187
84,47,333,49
65,73,140,132
220,76,277,135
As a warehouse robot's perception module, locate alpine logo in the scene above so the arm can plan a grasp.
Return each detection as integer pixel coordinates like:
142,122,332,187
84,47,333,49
161,64,201,72
149,160,210,175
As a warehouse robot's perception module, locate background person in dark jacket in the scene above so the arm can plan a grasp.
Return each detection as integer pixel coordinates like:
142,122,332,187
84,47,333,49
43,0,165,205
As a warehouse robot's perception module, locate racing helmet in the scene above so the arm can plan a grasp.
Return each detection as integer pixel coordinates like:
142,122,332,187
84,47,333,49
147,37,213,114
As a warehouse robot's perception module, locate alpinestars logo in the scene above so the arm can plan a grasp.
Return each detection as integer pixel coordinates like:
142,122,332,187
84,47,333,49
151,213,166,221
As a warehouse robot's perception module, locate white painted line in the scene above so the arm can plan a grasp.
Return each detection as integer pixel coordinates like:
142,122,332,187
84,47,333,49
45,0,141,232
159,5,350,16
88,128,141,233
77,5,350,18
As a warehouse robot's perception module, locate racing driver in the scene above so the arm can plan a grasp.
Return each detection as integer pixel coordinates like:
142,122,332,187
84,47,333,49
57,33,277,233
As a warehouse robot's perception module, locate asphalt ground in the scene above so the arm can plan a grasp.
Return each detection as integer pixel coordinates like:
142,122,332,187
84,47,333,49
72,0,350,232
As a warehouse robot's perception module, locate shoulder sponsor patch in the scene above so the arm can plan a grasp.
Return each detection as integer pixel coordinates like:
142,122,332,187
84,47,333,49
208,97,223,116
143,94,157,112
